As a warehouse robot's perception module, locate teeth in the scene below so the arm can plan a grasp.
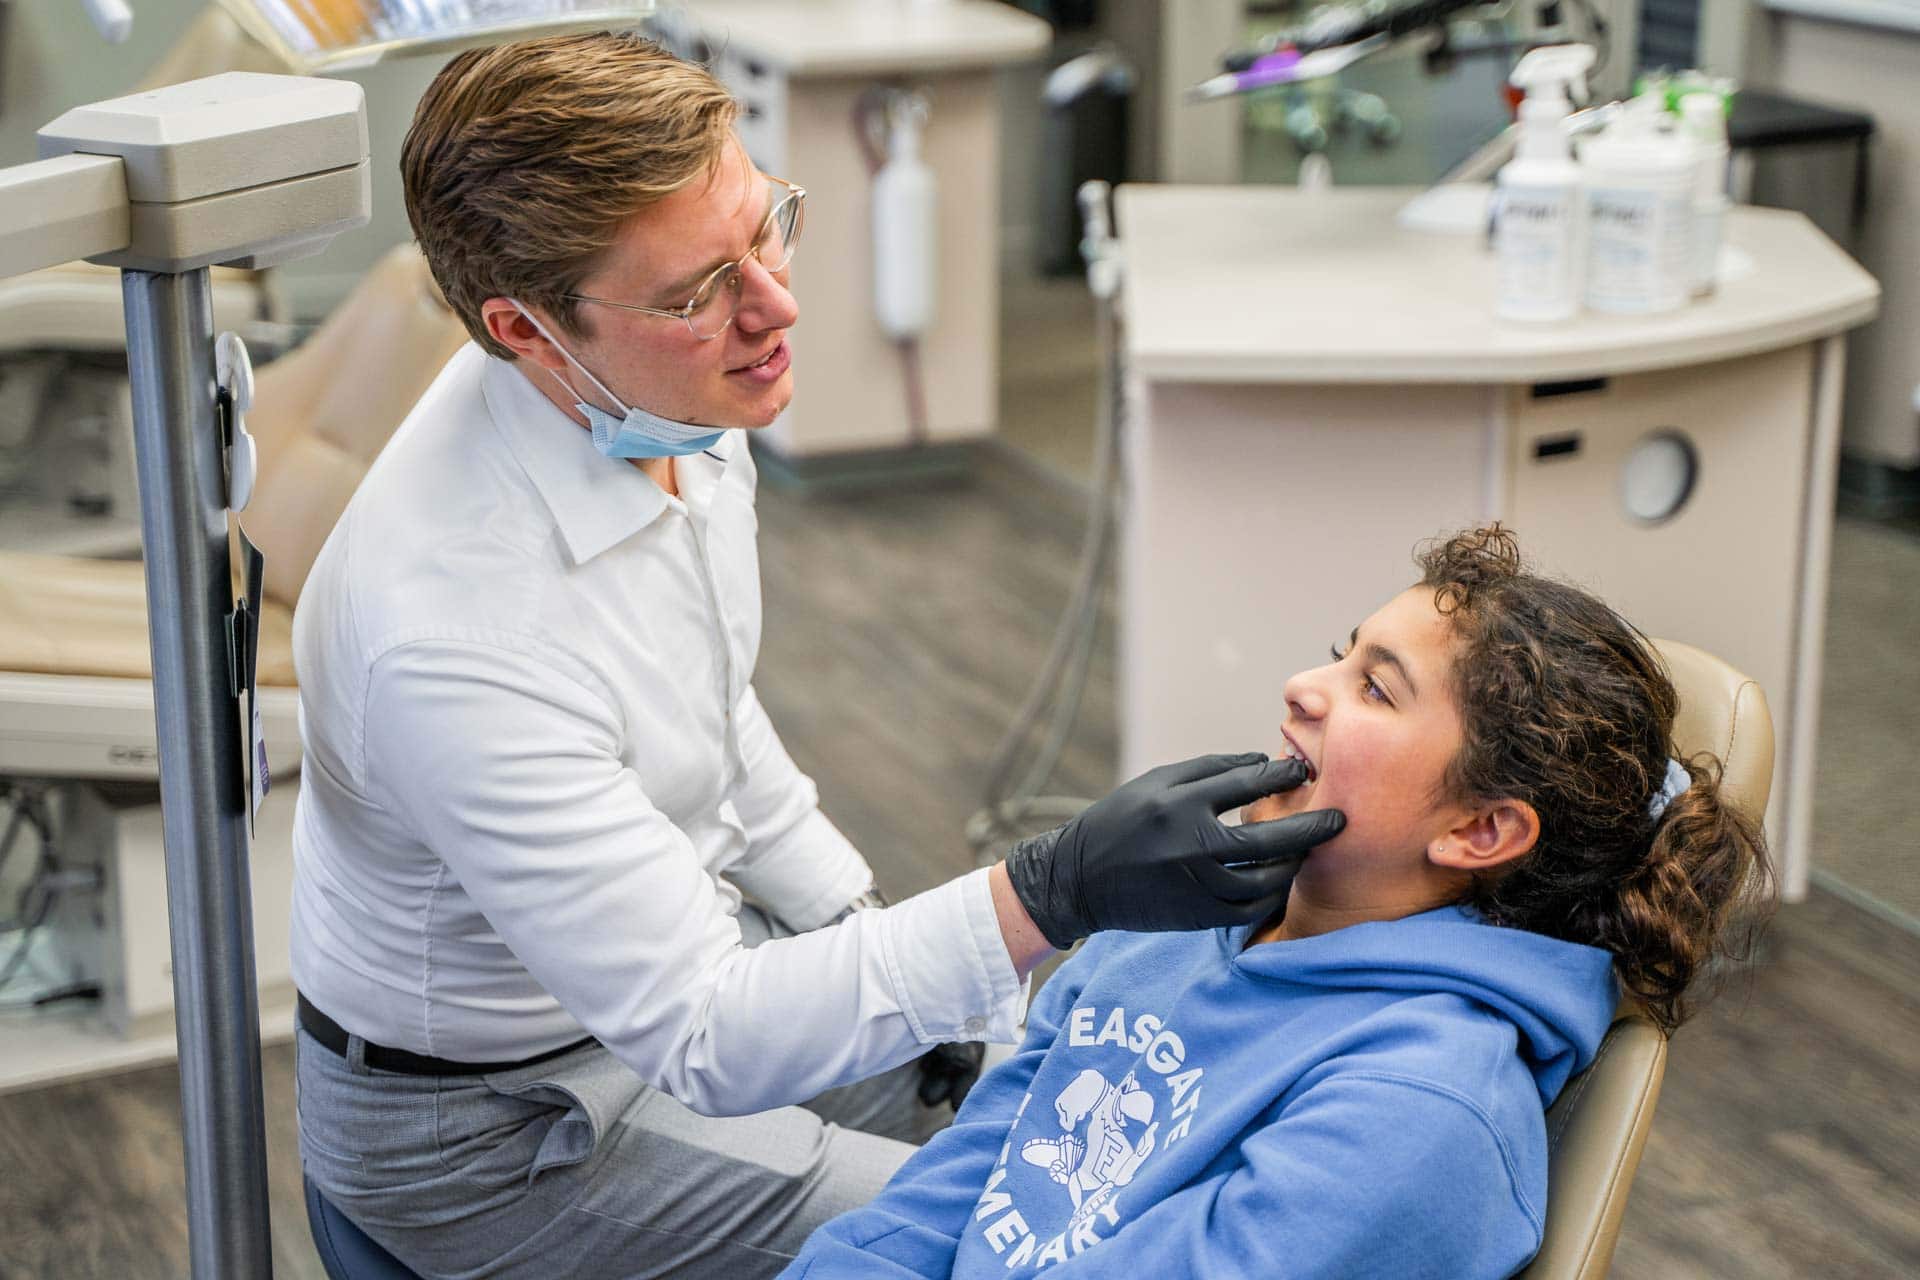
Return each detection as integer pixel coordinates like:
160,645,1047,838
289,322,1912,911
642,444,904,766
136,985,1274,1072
1282,740,1316,782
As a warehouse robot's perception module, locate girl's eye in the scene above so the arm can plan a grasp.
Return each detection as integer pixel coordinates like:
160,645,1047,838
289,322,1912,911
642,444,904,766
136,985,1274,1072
1333,641,1388,703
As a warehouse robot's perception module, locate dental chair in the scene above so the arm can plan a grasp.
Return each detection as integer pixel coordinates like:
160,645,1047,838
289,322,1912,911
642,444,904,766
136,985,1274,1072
1519,638,1774,1279
0,245,469,1038
0,6,297,558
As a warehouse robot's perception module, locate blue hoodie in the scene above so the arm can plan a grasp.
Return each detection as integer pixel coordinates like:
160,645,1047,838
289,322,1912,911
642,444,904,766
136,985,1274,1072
784,906,1617,1280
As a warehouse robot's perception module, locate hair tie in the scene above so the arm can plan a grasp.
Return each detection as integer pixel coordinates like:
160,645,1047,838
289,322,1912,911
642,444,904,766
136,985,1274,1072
1648,758,1690,821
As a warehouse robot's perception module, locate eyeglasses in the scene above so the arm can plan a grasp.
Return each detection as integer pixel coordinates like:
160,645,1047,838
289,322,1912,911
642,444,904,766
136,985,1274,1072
565,176,805,341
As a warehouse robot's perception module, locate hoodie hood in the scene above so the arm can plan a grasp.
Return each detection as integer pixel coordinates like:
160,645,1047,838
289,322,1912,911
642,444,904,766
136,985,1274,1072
1227,904,1618,1104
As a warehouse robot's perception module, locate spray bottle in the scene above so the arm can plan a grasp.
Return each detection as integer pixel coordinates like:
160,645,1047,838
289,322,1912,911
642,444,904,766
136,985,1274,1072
1495,44,1596,322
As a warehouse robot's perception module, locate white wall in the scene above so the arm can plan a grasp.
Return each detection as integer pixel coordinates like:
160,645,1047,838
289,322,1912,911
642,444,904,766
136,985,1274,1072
1753,8,1920,467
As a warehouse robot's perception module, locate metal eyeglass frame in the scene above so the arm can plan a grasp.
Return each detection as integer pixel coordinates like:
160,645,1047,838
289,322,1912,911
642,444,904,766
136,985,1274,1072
563,176,806,341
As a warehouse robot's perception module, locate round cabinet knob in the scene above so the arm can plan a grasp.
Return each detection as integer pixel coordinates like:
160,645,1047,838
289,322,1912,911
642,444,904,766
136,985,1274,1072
1620,430,1698,525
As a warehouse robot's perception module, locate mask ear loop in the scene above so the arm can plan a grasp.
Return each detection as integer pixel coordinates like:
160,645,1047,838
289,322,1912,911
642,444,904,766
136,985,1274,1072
507,299,631,418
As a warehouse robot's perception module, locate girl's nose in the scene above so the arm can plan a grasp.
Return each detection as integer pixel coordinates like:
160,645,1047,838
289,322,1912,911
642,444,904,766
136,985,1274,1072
1282,664,1332,723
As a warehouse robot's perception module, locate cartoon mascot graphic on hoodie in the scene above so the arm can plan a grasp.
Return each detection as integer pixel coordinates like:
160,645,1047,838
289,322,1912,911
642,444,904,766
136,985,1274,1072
1020,1068,1159,1227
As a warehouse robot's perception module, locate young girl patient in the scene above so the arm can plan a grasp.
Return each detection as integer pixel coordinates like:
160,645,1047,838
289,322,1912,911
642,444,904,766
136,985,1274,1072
783,525,1770,1279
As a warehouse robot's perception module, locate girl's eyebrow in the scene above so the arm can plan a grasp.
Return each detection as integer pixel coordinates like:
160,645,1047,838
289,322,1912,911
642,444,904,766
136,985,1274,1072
1365,643,1419,699
1349,627,1419,699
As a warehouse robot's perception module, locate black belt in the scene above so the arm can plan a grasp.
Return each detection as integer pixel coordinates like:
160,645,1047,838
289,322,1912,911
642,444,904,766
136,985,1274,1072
297,993,596,1077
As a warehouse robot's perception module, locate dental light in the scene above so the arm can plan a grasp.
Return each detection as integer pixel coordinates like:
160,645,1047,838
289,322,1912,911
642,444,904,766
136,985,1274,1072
214,0,657,73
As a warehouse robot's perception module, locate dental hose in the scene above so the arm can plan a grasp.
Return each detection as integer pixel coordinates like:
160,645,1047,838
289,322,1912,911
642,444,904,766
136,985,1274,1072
966,181,1126,865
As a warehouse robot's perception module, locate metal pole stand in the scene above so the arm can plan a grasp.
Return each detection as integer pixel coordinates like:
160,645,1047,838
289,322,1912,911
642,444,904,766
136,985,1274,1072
121,266,274,1276
0,72,373,1280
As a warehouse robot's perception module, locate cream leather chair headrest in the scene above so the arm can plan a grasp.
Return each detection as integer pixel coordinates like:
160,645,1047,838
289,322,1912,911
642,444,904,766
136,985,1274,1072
238,245,471,608
1652,637,1776,823
0,246,467,689
1521,640,1774,1280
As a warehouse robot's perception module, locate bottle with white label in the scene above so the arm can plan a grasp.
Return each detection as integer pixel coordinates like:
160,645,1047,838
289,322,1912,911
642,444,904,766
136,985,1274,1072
1580,95,1699,314
1679,93,1730,296
1496,45,1596,322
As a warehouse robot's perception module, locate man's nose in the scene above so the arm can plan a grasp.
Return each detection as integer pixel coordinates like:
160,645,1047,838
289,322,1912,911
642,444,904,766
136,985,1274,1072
733,257,799,333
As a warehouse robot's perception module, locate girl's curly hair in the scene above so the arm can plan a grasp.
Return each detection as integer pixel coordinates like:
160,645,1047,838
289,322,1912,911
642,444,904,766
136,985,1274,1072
1419,525,1774,1035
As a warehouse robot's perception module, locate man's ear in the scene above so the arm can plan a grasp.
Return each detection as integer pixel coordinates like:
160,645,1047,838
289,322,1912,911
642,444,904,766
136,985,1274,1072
1429,799,1540,874
479,297,570,372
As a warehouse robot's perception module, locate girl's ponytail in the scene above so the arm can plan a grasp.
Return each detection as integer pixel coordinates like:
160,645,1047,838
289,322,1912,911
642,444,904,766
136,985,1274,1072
1606,755,1772,1035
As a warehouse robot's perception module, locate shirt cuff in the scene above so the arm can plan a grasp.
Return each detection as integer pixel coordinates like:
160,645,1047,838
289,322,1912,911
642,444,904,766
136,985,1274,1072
879,867,1028,1046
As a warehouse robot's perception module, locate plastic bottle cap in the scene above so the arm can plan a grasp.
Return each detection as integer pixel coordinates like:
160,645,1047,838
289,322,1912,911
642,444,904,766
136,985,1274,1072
1680,94,1728,144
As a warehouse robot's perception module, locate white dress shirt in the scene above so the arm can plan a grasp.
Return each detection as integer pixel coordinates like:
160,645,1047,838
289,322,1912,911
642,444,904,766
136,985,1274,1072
289,344,1024,1117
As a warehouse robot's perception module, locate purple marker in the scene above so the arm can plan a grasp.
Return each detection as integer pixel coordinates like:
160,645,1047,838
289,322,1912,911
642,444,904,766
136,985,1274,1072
1187,48,1303,101
1184,35,1392,101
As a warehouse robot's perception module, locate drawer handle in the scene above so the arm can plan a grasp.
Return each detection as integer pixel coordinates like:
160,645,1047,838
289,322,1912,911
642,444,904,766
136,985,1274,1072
1531,377,1609,399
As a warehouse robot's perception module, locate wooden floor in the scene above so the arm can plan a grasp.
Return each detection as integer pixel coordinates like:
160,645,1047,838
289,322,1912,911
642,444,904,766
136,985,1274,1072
1,451,1916,1278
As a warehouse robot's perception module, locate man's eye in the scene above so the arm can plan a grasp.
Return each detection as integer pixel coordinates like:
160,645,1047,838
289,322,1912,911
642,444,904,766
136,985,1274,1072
1363,676,1390,704
685,269,740,315
1329,642,1347,661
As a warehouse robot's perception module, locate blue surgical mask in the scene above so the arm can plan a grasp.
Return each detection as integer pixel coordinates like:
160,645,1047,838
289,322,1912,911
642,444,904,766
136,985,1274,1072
509,300,727,459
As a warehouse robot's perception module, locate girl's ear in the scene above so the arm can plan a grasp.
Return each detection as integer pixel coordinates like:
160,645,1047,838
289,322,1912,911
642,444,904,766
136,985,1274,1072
1429,800,1539,872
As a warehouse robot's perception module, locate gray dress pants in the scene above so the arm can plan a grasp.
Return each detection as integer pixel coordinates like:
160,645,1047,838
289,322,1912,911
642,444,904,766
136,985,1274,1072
295,905,944,1279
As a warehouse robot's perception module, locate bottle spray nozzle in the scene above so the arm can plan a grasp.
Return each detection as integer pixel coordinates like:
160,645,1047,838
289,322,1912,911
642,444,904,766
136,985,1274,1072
1509,43,1597,107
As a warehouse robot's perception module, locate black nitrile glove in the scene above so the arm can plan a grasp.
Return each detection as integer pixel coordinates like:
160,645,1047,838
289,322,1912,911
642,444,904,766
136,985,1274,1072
915,1042,987,1111
1004,753,1345,950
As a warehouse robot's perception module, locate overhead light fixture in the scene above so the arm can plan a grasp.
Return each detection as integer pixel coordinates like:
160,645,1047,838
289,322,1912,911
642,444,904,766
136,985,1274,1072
215,0,658,74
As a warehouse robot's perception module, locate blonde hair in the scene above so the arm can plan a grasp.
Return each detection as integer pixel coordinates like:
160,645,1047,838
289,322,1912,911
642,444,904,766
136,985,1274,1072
401,32,738,359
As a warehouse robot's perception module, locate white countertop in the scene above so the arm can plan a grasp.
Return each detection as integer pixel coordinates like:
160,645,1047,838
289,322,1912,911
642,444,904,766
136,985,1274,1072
1117,185,1882,384
667,0,1052,76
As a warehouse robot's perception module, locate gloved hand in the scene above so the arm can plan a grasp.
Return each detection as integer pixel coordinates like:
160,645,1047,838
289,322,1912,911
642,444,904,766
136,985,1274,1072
915,1042,987,1111
1004,753,1344,950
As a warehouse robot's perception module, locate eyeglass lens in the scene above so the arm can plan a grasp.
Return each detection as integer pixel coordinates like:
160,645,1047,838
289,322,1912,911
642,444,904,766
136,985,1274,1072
686,185,804,339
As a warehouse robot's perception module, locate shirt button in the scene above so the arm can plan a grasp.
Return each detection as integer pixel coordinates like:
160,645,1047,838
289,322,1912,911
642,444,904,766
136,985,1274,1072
964,1016,987,1036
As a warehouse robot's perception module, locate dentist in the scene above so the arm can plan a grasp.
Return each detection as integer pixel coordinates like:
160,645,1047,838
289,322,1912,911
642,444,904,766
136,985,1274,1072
288,32,1344,1280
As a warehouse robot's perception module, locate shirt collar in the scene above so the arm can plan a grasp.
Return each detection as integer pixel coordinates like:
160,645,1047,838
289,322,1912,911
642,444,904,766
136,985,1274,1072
481,354,735,565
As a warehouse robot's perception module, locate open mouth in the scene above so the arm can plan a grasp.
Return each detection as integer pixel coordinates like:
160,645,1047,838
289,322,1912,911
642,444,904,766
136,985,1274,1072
1278,731,1318,783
